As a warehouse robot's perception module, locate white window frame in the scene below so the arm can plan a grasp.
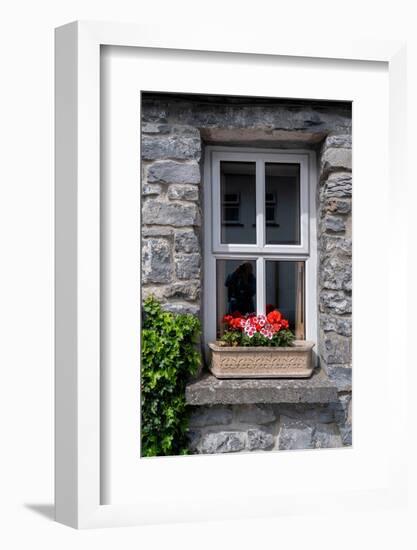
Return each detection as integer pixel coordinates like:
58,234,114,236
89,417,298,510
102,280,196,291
204,146,317,349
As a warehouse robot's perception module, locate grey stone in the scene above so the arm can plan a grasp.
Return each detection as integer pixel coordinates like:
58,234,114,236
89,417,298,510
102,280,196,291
320,290,352,314
142,238,172,284
142,200,200,227
164,281,200,301
141,105,168,123
175,253,200,279
167,184,199,201
142,286,168,302
174,230,199,254
320,235,352,257
320,256,352,291
185,369,338,406
235,404,276,425
187,429,201,453
278,417,314,450
142,183,163,196
313,423,343,448
161,302,199,316
327,366,352,392
323,172,352,197
142,226,174,237
142,98,351,136
324,215,346,233
147,160,201,185
323,134,352,149
320,314,352,337
189,406,232,428
275,404,335,425
247,428,274,450
324,198,351,215
142,135,201,161
320,148,352,177
321,334,351,365
142,123,171,134
198,431,246,454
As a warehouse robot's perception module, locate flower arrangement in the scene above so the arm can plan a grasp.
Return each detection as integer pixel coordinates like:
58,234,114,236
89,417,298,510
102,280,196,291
220,310,295,347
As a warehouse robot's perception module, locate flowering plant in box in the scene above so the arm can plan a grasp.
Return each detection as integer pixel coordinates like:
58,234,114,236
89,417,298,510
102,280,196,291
220,310,295,347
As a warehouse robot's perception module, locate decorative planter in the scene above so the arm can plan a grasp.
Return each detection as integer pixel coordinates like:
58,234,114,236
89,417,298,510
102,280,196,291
208,340,315,379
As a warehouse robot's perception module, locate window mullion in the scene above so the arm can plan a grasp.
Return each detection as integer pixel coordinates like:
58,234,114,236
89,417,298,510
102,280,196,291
256,257,265,315
256,159,265,249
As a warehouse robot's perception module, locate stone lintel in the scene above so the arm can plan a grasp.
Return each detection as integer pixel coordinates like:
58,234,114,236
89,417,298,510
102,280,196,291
186,368,338,406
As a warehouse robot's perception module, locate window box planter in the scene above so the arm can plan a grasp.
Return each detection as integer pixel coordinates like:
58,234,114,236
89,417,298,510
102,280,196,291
208,341,315,379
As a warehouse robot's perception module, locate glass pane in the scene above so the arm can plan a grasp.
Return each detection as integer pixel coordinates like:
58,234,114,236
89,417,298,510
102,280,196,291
265,163,300,245
216,259,257,338
220,161,256,244
265,260,305,339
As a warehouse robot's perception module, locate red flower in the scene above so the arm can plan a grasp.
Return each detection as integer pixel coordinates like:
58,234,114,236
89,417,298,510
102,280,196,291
222,314,233,325
281,319,289,329
267,310,282,324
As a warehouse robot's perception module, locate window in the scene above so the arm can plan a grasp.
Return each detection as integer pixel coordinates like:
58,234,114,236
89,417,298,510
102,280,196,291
204,148,317,347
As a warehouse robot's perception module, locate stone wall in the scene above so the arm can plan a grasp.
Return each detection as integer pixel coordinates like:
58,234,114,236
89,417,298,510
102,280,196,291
141,93,352,452
188,403,346,453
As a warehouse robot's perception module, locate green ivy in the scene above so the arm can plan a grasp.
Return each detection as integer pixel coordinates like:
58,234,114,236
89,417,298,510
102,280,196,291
141,297,201,457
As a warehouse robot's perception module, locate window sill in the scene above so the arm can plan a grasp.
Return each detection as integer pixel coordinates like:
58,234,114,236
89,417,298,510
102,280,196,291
185,368,338,406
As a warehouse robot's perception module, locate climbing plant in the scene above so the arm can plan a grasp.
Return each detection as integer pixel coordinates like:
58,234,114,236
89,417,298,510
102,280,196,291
141,297,201,457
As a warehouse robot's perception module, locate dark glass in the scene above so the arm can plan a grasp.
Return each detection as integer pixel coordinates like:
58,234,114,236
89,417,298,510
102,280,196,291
265,260,305,339
220,161,256,244
265,163,300,245
216,259,256,337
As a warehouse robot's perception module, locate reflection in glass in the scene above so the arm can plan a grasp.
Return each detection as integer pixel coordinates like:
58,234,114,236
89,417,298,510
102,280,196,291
220,161,256,244
216,259,256,337
265,163,300,245
265,260,305,339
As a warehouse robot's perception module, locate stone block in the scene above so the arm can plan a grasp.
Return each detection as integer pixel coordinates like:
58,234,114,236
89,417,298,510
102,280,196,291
161,302,200,316
142,134,201,161
321,334,351,365
175,253,200,279
320,256,352,291
142,199,200,227
147,160,201,185
312,423,343,448
323,134,352,149
324,215,346,233
320,235,352,257
319,290,352,314
142,238,172,284
234,404,276,425
326,366,352,391
185,369,338,406
320,314,352,337
167,184,199,201
142,183,163,196
197,431,246,454
142,123,171,134
174,230,200,254
164,281,200,301
142,226,174,237
320,148,352,177
247,428,274,451
323,172,352,197
278,417,314,450
189,406,233,428
324,198,351,215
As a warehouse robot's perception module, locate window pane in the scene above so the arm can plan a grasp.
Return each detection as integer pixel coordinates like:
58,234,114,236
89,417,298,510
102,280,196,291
265,163,300,245
216,259,257,338
221,161,256,244
265,260,305,339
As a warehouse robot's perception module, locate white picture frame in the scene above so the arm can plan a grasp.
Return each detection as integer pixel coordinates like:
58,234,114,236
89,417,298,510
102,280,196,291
55,21,407,529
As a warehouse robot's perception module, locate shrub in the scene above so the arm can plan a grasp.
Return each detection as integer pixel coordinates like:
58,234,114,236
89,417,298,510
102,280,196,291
141,297,201,457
